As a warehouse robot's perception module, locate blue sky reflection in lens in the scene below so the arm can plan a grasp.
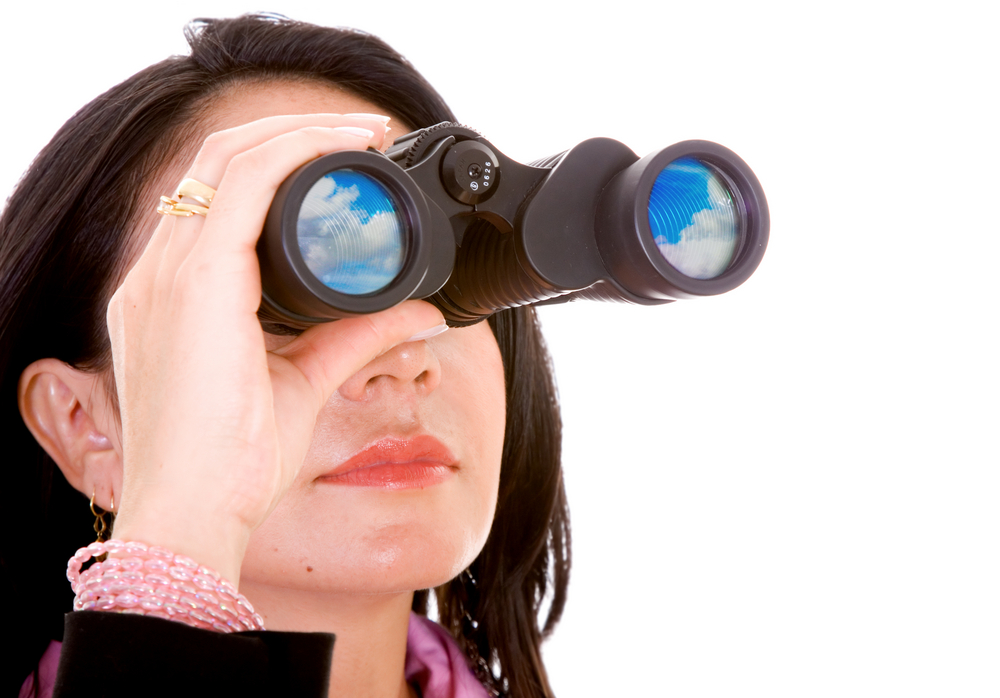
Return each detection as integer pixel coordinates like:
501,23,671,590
647,158,738,280
297,170,406,295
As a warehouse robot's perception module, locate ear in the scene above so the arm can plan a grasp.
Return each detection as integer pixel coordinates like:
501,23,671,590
18,358,122,510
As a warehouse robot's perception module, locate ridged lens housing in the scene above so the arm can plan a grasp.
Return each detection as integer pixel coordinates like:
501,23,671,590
595,140,768,301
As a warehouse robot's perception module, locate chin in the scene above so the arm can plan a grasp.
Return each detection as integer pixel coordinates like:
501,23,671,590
332,520,491,594
350,545,471,594
241,505,493,596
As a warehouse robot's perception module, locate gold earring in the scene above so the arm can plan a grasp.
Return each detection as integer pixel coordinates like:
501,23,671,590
90,489,115,543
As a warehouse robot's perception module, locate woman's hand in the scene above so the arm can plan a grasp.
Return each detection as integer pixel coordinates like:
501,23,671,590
106,114,445,585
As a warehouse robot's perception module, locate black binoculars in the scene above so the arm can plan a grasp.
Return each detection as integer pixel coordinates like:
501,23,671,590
257,123,769,328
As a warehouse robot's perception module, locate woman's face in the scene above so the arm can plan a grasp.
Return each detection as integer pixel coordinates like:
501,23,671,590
178,82,507,596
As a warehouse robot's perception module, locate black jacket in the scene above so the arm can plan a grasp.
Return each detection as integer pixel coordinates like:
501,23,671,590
53,611,335,697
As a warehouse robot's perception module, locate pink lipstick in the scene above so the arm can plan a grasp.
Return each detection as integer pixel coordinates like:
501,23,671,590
319,435,457,490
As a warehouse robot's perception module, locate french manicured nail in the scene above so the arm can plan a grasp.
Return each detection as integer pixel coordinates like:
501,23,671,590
405,323,449,342
334,126,375,139
344,113,392,124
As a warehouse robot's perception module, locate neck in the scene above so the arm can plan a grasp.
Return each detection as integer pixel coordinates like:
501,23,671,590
240,581,416,698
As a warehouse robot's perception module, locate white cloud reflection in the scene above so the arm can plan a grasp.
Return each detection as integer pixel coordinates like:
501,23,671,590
297,173,405,295
654,173,737,280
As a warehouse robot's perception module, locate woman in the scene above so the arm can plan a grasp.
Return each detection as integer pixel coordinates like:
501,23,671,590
1,15,569,698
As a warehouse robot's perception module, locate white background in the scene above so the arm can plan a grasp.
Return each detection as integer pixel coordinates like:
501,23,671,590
2,1,997,695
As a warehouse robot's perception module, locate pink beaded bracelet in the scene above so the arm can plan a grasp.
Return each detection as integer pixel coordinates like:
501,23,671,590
67,539,265,633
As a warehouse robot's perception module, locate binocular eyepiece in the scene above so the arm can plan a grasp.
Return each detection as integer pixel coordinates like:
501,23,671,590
257,123,769,328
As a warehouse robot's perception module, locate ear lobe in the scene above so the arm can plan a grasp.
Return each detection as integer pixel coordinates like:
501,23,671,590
18,358,121,508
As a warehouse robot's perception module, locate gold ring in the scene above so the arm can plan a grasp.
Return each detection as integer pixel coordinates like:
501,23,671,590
157,196,210,217
176,177,217,207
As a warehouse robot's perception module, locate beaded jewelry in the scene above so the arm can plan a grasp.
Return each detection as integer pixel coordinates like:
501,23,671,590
67,539,264,633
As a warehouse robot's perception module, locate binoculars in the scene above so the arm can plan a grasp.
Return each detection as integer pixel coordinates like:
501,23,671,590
258,123,769,328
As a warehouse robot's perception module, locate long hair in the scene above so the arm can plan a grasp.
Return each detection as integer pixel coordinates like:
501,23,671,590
0,15,569,698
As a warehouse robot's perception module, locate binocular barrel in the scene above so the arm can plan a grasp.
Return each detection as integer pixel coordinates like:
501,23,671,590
257,123,768,328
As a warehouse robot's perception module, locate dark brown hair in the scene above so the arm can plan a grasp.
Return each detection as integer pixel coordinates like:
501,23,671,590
0,14,569,698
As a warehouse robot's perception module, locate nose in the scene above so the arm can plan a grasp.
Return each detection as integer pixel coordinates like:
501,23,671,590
337,339,442,401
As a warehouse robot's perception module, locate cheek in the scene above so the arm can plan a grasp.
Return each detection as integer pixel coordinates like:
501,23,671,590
437,322,506,536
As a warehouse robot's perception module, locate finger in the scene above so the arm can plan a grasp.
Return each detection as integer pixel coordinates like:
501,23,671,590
109,212,185,331
188,113,391,188
145,125,379,320
156,211,207,283
125,115,390,297
126,191,208,298
270,301,446,412
190,125,379,262
124,212,176,282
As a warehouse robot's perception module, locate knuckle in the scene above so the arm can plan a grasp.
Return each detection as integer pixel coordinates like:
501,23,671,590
108,281,135,311
226,148,269,180
190,129,238,177
198,130,232,159
358,316,386,351
174,257,214,290
106,291,122,325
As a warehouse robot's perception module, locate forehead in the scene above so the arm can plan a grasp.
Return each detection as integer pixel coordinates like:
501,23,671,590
204,79,396,131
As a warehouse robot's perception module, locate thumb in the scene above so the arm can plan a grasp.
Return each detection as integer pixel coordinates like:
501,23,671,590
269,300,447,413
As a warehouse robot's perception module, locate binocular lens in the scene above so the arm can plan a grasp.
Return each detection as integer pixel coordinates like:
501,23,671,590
297,169,407,295
648,157,738,280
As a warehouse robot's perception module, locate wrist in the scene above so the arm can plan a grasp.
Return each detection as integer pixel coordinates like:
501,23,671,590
112,501,252,587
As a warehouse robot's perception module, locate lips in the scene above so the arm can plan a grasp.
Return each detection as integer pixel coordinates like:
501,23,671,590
318,435,457,490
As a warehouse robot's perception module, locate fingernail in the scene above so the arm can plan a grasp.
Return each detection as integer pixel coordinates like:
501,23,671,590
344,113,392,124
334,126,375,139
405,322,449,342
